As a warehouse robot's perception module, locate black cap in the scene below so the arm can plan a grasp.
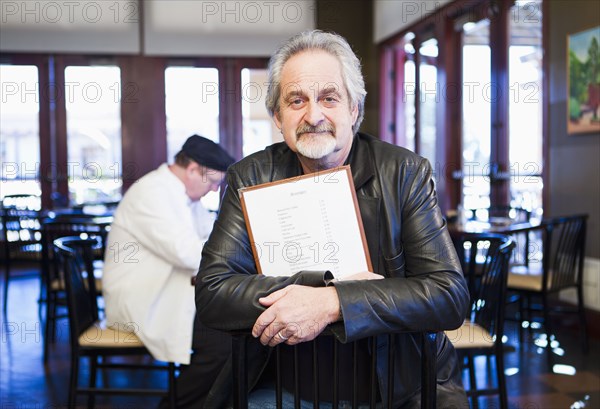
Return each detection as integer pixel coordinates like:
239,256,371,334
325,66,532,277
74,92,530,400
180,134,235,172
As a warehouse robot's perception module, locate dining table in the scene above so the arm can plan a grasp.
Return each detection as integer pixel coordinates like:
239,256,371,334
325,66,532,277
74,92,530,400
447,216,541,236
446,215,543,269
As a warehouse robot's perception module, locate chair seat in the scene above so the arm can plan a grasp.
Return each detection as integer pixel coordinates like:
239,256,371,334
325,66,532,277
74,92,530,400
79,320,145,348
445,321,494,349
507,265,544,292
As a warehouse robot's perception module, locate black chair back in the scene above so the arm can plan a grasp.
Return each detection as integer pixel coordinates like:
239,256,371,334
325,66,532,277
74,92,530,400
42,215,110,294
232,331,438,409
470,236,515,340
42,217,109,362
456,233,512,307
42,215,111,264
53,236,100,345
1,194,43,312
1,207,43,258
542,215,587,292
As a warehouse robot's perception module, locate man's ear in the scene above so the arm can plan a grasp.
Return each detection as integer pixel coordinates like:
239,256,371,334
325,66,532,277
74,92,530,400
186,162,200,177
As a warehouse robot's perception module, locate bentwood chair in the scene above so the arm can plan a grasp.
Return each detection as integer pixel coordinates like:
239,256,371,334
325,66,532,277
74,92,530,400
231,330,438,409
42,214,111,363
1,194,43,313
507,214,589,368
54,236,175,409
447,233,514,409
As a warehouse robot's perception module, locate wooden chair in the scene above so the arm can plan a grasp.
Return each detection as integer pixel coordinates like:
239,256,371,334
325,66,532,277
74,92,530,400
41,214,111,363
54,236,176,408
507,214,588,368
447,233,514,409
1,194,43,313
231,330,438,409
454,233,514,311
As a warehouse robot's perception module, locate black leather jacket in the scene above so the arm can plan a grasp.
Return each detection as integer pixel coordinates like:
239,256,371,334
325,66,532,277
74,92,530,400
196,132,470,408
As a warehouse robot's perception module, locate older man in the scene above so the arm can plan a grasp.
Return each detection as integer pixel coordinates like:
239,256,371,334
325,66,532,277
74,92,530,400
195,30,469,408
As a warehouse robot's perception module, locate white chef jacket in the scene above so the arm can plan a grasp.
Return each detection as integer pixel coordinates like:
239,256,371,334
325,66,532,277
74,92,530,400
102,163,215,364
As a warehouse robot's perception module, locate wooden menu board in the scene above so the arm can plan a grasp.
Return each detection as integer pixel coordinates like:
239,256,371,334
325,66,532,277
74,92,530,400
238,165,372,278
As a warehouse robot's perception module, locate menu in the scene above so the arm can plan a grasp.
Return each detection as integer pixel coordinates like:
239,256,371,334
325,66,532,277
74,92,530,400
238,166,372,278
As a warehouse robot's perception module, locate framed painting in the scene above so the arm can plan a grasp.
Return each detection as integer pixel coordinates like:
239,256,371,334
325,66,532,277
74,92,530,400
567,25,600,135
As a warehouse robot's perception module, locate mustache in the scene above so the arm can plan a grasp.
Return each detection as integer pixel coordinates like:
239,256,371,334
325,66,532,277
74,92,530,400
296,123,335,137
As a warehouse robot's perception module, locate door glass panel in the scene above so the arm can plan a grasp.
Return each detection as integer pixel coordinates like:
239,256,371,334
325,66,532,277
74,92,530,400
165,67,220,160
165,67,220,211
404,60,416,152
509,0,543,214
419,38,438,166
0,65,41,200
462,19,491,210
403,33,416,152
241,68,282,157
64,66,122,205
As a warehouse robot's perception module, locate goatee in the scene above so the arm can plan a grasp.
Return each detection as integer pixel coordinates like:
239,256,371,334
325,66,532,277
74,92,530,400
295,123,336,159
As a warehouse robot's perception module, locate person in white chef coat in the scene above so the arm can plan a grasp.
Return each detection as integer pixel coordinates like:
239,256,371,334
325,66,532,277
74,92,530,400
102,134,235,368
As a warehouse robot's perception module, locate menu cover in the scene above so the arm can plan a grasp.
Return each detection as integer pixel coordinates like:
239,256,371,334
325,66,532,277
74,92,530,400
238,165,372,278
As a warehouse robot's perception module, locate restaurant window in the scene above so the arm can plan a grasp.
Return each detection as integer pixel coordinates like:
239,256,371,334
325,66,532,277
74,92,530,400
0,65,41,201
461,18,492,210
418,37,439,166
380,0,547,214
165,67,220,160
508,0,544,214
64,66,122,205
241,68,282,157
381,31,437,157
165,66,220,210
403,34,417,152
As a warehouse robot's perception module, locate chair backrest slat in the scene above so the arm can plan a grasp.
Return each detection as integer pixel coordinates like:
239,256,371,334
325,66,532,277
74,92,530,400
543,215,587,292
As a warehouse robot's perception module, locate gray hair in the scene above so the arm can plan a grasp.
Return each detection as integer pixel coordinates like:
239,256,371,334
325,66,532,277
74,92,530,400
265,30,367,134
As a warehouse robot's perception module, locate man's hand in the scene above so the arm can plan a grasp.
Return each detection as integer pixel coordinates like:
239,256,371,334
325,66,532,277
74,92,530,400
252,285,340,347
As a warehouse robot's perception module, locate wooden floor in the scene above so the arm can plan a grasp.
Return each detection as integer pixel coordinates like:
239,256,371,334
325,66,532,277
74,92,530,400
1,264,599,408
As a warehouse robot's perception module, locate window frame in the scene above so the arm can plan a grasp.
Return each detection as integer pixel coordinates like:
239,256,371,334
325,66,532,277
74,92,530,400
0,55,52,208
1,54,269,209
378,0,549,213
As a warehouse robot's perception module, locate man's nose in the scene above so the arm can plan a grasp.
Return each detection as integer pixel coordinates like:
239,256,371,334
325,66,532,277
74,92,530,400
304,101,324,126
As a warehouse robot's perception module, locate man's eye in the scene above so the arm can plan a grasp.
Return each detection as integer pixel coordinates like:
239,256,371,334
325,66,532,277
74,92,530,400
288,98,305,108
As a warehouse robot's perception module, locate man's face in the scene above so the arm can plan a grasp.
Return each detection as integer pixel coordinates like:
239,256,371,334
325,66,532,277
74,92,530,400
185,164,225,202
274,50,358,167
